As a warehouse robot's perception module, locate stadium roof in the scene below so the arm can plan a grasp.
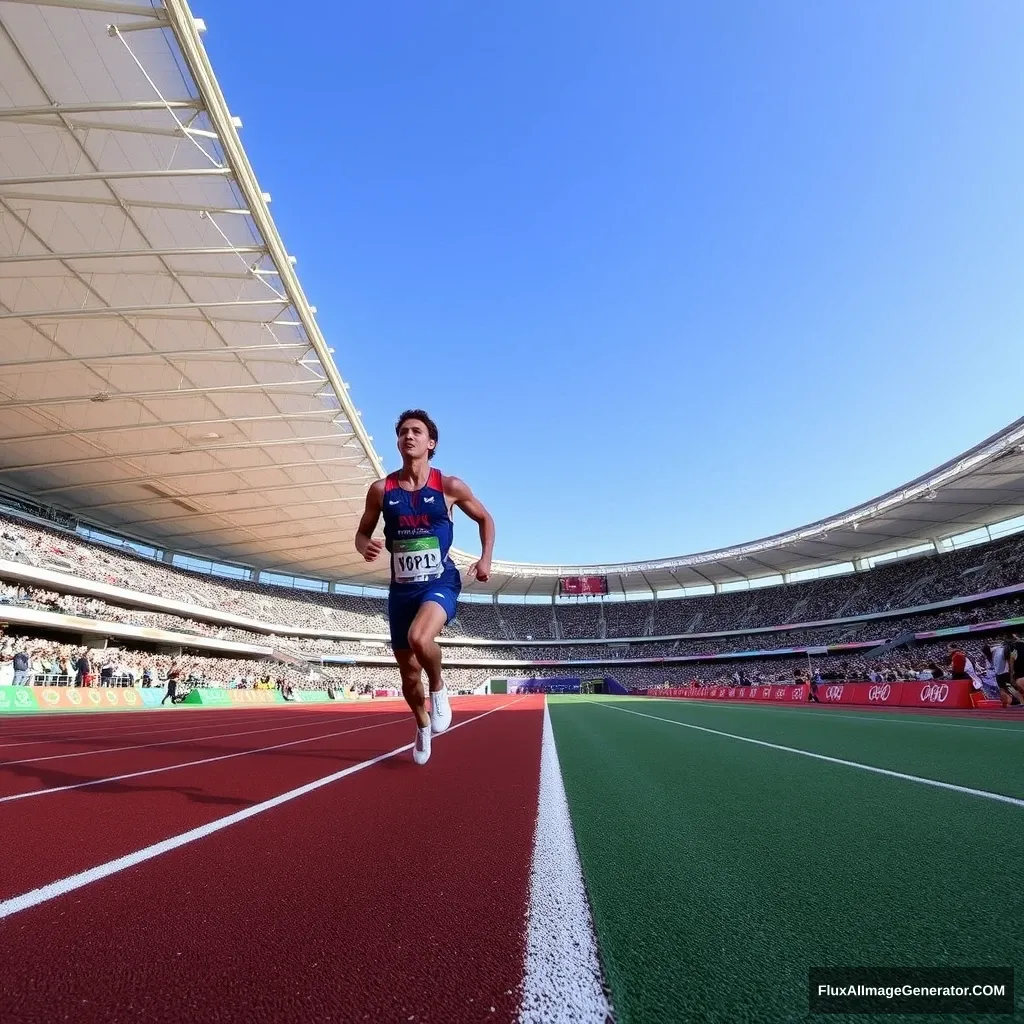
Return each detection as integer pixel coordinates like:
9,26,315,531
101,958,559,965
0,0,384,585
2,0,1024,600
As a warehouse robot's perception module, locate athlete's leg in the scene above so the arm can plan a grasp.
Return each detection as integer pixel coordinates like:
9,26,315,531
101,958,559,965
395,650,429,728
407,600,450,695
388,587,422,715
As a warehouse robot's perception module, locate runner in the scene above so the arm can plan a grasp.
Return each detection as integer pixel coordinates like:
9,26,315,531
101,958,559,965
354,409,495,764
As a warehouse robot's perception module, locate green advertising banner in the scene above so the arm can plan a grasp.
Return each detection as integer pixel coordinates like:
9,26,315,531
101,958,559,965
288,690,333,704
0,685,40,714
182,688,231,706
183,688,284,707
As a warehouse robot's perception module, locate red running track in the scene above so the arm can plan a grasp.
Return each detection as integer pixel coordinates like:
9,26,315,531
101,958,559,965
0,704,414,898
0,695,545,1024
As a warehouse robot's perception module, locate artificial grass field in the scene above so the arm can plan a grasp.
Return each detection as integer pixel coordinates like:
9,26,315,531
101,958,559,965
547,696,1024,1024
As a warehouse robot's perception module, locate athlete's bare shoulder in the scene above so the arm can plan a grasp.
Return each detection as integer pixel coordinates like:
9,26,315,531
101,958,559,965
442,475,491,522
362,478,385,512
441,474,471,499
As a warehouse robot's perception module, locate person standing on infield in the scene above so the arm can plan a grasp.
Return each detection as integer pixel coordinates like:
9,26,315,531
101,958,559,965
355,410,494,764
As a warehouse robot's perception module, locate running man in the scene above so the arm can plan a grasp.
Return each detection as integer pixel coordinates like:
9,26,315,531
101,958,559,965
355,410,495,764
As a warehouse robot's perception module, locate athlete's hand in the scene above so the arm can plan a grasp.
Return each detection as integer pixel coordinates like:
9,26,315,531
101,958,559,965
467,558,491,583
362,538,385,562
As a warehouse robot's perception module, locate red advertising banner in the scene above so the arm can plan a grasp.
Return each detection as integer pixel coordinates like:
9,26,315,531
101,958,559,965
646,680,976,710
897,679,974,709
814,682,902,706
646,684,808,703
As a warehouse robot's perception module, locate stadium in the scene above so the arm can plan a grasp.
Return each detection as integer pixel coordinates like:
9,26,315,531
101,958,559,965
0,1,1021,1022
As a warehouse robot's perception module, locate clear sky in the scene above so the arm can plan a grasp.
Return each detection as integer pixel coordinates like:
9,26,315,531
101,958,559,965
201,0,1023,566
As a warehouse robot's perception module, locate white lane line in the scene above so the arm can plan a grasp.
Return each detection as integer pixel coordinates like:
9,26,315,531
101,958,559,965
0,706,324,748
0,697,526,919
638,697,1024,734
0,708,335,753
588,701,1024,809
0,714,411,804
519,701,611,1024
0,704,270,730
0,714,364,767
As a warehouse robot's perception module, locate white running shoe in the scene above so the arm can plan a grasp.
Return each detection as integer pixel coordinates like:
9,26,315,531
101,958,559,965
413,724,431,765
429,685,452,734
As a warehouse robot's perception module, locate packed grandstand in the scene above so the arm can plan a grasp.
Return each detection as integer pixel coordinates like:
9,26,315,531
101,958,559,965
2,502,1023,701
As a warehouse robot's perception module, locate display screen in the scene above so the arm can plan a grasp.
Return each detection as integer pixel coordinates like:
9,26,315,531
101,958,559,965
558,575,608,595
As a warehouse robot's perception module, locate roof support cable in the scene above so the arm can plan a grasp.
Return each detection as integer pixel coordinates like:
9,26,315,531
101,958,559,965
107,25,221,168
200,209,288,302
110,27,291,307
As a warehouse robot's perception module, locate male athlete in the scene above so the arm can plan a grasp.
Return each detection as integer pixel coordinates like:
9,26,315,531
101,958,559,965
355,410,494,764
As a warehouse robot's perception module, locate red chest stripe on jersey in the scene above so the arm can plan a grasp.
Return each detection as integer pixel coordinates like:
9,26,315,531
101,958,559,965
399,514,431,528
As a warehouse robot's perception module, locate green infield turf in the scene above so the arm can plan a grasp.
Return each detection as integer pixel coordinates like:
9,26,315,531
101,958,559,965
548,696,1024,1024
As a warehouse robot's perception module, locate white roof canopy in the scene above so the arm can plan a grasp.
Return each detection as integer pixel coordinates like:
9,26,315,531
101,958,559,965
2,0,1024,599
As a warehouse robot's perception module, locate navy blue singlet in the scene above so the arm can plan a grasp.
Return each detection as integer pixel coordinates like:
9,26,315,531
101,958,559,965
381,467,460,590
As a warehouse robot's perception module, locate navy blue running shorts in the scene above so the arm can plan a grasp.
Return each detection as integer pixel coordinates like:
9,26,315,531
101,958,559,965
388,582,459,651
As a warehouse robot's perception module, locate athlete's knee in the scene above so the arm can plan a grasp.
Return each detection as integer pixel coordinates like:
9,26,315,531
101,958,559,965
407,625,436,658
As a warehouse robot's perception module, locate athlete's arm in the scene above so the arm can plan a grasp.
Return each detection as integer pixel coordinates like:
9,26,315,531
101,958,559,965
445,475,494,582
354,481,385,561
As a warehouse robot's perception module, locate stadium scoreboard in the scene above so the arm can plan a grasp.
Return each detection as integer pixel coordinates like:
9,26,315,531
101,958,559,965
558,575,608,596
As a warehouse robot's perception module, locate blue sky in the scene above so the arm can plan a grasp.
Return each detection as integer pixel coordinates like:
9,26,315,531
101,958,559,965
202,0,1023,566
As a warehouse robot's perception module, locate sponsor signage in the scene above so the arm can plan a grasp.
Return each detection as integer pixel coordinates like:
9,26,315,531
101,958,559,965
0,685,40,714
0,686,156,713
647,680,975,709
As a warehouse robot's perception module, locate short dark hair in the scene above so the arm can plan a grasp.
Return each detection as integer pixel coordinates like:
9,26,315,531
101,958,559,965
395,409,438,460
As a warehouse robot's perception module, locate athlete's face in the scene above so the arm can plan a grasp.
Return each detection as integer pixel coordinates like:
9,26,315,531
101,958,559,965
397,418,434,460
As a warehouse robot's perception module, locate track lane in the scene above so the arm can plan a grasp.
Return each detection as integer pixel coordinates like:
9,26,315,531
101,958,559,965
0,707,424,900
0,710,368,781
0,706,330,751
0,696,545,1024
0,704,326,748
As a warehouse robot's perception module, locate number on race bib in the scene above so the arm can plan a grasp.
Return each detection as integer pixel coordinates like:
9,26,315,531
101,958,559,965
393,537,443,582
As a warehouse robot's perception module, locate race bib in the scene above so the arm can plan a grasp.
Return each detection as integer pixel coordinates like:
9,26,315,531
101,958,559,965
393,536,443,583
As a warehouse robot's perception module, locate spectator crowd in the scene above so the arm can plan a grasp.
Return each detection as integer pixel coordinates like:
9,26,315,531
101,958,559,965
1,509,1022,701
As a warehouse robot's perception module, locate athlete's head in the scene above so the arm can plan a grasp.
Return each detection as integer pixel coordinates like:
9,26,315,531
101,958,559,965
395,409,438,461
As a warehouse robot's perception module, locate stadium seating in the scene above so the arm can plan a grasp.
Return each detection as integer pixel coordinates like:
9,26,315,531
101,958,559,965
1,510,1022,694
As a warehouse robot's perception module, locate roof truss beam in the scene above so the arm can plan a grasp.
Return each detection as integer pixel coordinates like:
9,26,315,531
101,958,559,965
0,299,288,322
1,0,168,20
0,409,336,447
0,433,357,475
0,246,265,264
0,168,231,187
0,342,307,370
78,479,365,513
2,113,191,136
115,500,364,530
35,455,366,494
0,101,202,118
0,191,248,214
0,381,324,412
